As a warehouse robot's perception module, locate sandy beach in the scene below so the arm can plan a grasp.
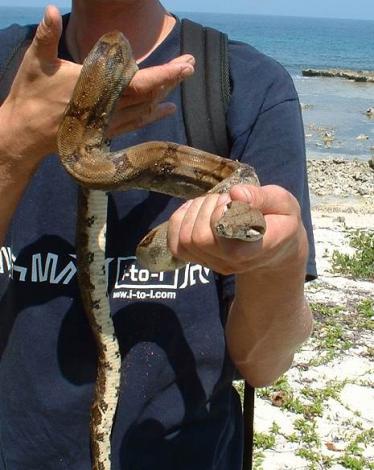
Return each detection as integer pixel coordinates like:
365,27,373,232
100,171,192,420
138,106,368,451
247,158,374,469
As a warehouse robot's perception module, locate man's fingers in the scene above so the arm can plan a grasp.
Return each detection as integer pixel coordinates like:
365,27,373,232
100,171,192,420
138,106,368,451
108,101,177,136
30,5,62,63
229,184,301,217
168,54,196,65
121,58,194,106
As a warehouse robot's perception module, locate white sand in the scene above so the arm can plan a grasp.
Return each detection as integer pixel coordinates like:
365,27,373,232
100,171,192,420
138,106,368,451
251,190,374,469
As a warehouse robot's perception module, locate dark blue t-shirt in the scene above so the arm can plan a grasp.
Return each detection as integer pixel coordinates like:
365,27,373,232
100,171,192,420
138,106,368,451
0,16,316,470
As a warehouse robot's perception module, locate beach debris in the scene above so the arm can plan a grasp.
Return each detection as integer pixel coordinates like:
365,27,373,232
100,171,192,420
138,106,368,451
334,216,346,224
356,134,369,140
271,390,288,407
325,442,344,452
322,131,335,147
323,131,334,142
300,102,314,111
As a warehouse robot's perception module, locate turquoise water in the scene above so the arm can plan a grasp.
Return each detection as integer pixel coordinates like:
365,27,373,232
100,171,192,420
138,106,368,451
1,7,374,159
182,12,374,74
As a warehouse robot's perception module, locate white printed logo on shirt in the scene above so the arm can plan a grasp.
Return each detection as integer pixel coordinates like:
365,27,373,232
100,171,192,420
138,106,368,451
0,248,212,298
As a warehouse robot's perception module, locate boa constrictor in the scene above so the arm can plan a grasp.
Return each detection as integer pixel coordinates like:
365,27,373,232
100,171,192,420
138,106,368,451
57,31,266,470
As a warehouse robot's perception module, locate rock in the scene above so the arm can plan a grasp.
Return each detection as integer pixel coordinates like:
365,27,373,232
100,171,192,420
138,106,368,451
356,134,369,140
302,68,374,83
323,131,334,142
307,159,374,198
301,103,314,111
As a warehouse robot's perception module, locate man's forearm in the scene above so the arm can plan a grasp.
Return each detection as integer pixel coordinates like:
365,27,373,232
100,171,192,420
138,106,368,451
0,151,36,245
226,254,313,388
0,109,40,245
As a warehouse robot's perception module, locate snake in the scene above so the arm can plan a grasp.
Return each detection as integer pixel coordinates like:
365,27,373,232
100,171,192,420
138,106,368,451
56,31,266,470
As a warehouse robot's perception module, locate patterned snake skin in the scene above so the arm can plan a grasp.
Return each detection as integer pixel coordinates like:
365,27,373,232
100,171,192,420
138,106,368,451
57,31,266,470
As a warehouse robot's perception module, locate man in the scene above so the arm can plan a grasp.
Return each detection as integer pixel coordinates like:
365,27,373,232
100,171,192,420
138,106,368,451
0,1,315,469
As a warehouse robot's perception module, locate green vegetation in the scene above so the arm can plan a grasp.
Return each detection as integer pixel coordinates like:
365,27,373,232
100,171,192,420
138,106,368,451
308,303,352,365
357,299,374,318
338,455,371,470
294,418,322,469
356,299,374,330
252,422,281,468
337,428,374,468
331,229,374,280
307,299,373,365
258,374,345,419
340,428,374,469
238,294,374,469
253,431,276,450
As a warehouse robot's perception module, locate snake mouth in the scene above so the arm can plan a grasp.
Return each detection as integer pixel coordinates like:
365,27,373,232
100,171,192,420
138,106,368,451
245,227,265,240
252,225,266,236
215,224,264,241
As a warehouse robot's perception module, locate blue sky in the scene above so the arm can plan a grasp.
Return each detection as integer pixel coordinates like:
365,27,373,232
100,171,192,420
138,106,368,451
0,0,374,21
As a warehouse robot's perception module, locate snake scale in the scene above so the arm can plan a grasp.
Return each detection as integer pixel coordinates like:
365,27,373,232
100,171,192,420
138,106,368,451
57,31,266,470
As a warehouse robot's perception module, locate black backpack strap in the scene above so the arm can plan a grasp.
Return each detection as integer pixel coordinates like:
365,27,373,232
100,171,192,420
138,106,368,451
243,383,255,470
180,18,230,157
181,18,255,470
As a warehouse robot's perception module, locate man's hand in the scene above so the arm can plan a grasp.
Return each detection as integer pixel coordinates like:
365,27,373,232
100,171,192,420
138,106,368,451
109,54,194,136
167,183,308,275
1,5,194,168
0,4,194,245
166,182,312,387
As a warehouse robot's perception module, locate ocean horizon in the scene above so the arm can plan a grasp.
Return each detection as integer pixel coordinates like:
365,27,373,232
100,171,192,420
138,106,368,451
1,6,373,159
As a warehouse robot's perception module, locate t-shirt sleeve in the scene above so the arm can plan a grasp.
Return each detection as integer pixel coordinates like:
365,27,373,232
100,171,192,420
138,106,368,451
221,41,317,300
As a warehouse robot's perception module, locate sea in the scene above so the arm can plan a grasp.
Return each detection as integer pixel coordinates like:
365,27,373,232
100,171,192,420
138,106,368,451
1,6,374,160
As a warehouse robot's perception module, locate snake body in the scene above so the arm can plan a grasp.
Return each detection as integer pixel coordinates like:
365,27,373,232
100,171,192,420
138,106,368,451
57,31,266,470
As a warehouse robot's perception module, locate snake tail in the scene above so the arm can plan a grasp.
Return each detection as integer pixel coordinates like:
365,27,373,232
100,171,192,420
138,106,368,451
77,188,120,470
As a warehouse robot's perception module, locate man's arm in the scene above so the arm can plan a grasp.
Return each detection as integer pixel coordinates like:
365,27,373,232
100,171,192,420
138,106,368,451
0,131,38,246
0,5,194,245
224,185,312,387
168,183,313,387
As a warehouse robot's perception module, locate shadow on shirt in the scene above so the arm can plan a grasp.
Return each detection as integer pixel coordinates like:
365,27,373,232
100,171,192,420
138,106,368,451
0,188,238,467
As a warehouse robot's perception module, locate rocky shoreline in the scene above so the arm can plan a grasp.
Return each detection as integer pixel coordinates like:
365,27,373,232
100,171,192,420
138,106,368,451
307,158,374,210
302,68,374,83
246,157,374,469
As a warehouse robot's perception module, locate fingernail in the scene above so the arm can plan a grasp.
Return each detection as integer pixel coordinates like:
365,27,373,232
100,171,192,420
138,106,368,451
242,187,252,204
186,55,196,65
217,193,230,206
181,64,194,77
179,200,193,211
43,7,52,27
231,185,252,204
159,102,176,114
